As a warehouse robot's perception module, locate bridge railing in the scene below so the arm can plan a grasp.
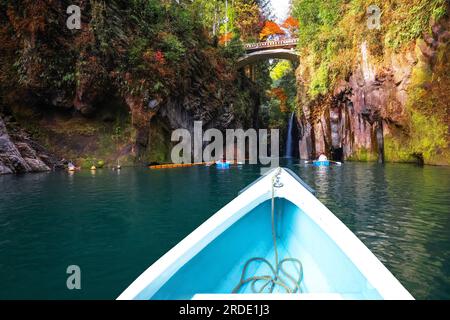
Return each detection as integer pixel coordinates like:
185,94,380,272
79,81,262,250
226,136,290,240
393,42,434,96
243,38,298,51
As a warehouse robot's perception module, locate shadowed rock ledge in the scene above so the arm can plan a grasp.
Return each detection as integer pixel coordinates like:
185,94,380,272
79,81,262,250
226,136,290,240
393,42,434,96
0,116,58,174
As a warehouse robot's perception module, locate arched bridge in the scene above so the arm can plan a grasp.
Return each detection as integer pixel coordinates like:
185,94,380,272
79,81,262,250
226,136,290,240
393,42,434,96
237,38,299,69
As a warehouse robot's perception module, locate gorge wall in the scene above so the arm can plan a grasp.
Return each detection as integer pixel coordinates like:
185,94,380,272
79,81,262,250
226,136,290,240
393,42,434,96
0,1,260,173
1,1,449,174
294,0,449,165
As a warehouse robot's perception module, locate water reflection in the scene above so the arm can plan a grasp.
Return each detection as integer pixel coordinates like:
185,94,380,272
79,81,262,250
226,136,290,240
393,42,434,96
314,166,330,194
0,163,449,299
296,162,450,300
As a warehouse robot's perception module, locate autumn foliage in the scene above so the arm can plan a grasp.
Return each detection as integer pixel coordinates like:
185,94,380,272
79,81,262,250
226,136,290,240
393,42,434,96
234,1,263,41
269,88,288,113
281,16,300,34
154,51,166,64
219,32,233,45
0,0,245,113
259,21,285,40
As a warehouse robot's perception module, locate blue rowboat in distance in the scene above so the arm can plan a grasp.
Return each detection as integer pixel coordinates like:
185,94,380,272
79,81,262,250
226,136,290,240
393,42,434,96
118,168,413,300
216,160,231,169
313,160,330,167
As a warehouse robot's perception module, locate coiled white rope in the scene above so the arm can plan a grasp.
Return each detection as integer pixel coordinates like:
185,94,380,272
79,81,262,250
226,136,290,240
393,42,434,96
232,169,303,294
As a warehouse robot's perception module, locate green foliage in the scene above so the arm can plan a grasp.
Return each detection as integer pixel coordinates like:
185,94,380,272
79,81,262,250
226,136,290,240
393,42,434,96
410,111,447,159
128,0,165,34
266,98,287,130
384,111,447,163
2,0,268,100
432,4,447,21
220,35,245,60
270,61,297,113
79,158,105,169
160,34,186,62
293,0,341,49
384,0,447,49
292,0,448,100
291,0,346,99
270,60,291,82
290,0,449,164
97,160,105,168
14,45,76,90
384,37,449,164
128,38,149,71
309,62,329,98
142,119,171,163
347,147,377,162
0,0,272,167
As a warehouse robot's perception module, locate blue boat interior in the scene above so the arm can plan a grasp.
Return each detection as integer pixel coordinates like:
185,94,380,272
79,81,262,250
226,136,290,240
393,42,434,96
148,198,382,300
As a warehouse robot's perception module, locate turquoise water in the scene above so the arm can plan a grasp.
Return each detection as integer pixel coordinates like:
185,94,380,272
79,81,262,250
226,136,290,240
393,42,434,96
0,162,449,299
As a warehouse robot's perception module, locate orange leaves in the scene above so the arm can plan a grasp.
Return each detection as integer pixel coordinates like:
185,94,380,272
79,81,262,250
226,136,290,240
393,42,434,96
219,32,233,45
281,16,299,33
259,21,285,41
258,17,299,41
269,88,288,113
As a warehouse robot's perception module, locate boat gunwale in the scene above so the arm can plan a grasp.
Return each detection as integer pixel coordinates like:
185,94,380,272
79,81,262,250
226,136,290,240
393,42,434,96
278,170,413,300
118,172,275,300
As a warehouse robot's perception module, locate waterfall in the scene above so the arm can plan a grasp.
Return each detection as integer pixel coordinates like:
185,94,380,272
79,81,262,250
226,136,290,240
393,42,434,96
285,112,295,158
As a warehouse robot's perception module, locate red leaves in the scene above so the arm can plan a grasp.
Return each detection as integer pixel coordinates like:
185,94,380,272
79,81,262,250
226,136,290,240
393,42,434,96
143,49,166,65
154,50,166,64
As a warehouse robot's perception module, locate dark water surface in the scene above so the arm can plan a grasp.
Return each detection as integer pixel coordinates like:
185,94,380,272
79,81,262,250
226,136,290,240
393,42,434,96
0,162,449,299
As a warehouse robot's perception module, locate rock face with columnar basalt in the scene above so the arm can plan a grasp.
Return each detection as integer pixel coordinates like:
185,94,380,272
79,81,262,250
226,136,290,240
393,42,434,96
296,16,450,165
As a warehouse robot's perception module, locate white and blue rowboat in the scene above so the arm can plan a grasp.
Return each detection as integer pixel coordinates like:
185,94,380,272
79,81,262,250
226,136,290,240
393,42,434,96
216,160,231,169
302,160,342,167
118,167,413,300
313,160,330,167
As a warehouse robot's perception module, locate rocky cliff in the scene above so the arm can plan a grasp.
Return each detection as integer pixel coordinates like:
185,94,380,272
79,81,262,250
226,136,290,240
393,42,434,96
0,115,60,174
294,1,449,165
0,1,261,173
